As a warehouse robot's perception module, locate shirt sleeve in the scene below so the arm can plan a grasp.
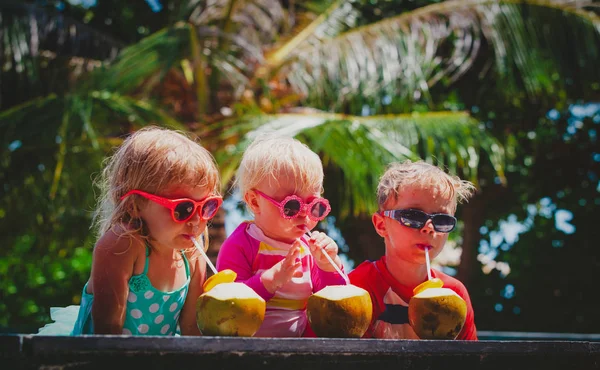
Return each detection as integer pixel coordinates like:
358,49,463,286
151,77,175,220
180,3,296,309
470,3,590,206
448,280,478,341
216,233,275,302
349,261,384,338
311,263,347,293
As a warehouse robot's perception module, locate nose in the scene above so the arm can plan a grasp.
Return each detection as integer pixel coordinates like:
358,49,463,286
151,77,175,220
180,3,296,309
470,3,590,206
186,210,203,226
296,204,309,218
420,219,436,234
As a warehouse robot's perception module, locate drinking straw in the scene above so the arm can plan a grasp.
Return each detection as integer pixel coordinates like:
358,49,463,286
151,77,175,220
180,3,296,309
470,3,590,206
304,228,350,285
191,236,217,275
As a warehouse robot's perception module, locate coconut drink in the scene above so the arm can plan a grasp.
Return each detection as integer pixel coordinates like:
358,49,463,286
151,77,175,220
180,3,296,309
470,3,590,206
191,237,266,337
307,284,372,338
407,247,467,340
196,280,266,337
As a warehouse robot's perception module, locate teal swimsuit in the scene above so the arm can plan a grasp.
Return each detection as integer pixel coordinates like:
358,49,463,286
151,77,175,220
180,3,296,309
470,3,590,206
72,245,190,336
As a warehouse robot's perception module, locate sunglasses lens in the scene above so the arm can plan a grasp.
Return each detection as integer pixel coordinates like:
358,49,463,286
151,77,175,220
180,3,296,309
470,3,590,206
396,210,428,229
310,201,329,219
174,201,195,221
283,199,301,217
432,215,456,232
201,199,220,219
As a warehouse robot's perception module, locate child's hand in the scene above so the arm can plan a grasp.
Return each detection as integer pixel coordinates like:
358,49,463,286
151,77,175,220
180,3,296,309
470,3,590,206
307,231,342,273
260,241,303,294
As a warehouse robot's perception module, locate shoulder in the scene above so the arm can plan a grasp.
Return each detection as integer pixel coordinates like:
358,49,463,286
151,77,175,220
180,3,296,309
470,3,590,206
183,247,205,277
349,260,383,289
89,227,145,293
220,222,256,250
350,260,377,277
94,226,145,261
434,270,471,299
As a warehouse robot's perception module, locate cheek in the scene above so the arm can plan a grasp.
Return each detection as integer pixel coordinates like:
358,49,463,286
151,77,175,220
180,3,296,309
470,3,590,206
430,234,449,252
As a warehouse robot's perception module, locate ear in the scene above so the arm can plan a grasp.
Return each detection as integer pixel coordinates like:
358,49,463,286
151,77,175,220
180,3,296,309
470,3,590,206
125,199,140,218
372,212,388,237
244,190,261,215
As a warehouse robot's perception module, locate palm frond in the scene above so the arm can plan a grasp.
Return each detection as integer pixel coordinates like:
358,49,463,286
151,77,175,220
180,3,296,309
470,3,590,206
0,1,123,108
0,90,185,198
276,0,600,110
266,0,359,70
213,111,505,217
186,0,290,45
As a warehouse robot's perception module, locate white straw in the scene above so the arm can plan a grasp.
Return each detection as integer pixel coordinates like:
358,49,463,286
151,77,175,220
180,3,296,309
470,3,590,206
191,236,217,275
425,247,432,281
305,229,350,285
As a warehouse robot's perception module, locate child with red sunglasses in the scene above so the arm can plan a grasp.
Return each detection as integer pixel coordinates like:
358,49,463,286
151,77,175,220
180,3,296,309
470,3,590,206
38,126,221,336
348,160,479,340
216,133,347,337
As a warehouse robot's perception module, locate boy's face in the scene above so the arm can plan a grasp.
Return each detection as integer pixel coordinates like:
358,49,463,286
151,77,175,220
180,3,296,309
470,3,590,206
246,172,322,244
372,183,456,266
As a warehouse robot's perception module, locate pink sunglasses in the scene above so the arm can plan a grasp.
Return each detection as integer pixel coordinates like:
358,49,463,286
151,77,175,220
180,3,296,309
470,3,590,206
121,190,222,223
253,189,331,221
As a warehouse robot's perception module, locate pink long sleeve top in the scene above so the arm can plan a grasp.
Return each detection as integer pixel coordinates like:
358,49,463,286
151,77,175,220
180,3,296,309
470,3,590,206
216,221,347,337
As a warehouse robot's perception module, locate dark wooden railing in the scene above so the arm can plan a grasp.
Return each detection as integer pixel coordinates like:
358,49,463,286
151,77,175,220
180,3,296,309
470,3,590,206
1,334,599,370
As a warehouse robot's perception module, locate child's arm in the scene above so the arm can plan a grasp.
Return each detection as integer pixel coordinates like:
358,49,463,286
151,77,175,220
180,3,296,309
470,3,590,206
307,231,343,273
348,261,387,338
90,231,140,334
307,231,347,290
454,284,478,340
178,248,205,336
259,243,303,293
217,237,302,299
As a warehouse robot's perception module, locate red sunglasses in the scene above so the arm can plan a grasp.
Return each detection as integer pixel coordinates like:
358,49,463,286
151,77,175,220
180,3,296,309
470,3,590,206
121,190,223,223
253,189,331,221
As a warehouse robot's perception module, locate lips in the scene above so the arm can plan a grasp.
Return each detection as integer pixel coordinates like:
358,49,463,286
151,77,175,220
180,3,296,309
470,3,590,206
416,244,432,251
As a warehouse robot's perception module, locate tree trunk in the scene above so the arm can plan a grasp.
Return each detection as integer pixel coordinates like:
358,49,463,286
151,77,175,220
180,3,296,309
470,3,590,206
206,207,227,278
456,192,485,288
339,215,385,268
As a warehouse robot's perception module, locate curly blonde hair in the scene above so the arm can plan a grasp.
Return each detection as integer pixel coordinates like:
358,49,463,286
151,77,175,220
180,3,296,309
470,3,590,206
235,132,324,200
377,160,476,211
92,126,220,249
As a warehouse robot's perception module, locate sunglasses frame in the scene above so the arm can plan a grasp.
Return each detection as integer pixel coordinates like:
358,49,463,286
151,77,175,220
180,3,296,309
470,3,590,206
253,189,331,221
121,190,223,223
381,209,457,233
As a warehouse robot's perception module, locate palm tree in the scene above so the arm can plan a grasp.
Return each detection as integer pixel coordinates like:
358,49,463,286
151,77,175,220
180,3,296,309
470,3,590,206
2,0,600,330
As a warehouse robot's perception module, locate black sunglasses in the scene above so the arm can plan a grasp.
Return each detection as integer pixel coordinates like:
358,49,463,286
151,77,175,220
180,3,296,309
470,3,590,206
381,209,457,233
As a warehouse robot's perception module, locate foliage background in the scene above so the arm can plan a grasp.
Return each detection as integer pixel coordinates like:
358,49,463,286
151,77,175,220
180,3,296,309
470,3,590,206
1,0,599,334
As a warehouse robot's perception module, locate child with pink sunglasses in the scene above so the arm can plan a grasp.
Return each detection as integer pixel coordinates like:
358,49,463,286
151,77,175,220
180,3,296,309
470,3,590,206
38,126,221,336
216,133,347,337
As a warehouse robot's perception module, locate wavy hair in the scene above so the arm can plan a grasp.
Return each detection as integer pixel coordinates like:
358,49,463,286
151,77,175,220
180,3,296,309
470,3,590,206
377,160,476,211
92,126,220,251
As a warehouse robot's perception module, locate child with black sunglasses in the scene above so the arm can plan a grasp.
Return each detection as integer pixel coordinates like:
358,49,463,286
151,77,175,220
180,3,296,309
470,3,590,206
216,133,346,337
348,160,478,340
38,126,221,336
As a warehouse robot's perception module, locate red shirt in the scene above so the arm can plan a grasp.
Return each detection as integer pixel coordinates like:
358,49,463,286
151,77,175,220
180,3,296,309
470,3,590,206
349,256,477,340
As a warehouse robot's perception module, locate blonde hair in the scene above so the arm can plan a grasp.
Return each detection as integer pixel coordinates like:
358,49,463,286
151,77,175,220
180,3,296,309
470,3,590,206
92,126,220,247
235,133,324,198
377,160,476,211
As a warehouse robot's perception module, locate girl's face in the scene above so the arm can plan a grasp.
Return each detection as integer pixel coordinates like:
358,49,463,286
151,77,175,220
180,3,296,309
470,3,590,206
248,175,323,244
372,183,456,266
137,185,214,252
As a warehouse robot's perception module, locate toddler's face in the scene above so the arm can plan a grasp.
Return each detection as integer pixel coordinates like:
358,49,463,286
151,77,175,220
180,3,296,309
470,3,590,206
138,184,214,252
250,175,322,244
374,184,455,265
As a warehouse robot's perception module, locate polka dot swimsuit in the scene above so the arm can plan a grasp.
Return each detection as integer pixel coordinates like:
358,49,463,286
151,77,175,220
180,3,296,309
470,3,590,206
72,245,190,336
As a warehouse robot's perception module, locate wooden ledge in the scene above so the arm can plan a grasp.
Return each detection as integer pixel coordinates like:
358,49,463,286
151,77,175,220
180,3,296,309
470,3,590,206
1,335,599,370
